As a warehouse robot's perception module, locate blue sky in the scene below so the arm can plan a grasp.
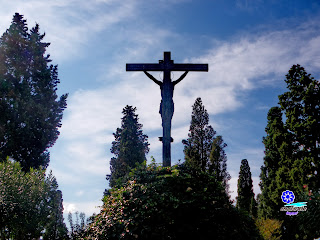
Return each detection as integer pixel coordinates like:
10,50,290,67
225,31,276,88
1,0,320,221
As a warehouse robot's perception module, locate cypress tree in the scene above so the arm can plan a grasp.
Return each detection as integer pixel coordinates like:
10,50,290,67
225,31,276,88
0,13,68,171
259,65,320,220
278,65,320,190
236,159,256,216
108,105,149,187
182,98,230,193
43,175,68,240
182,97,216,171
209,135,231,193
259,107,291,219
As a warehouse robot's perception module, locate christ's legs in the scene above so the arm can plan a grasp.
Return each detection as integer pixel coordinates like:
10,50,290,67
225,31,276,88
160,99,174,167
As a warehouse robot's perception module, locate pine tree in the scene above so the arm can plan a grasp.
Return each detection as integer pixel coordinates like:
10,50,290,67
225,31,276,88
43,174,68,240
259,65,320,220
209,135,231,193
236,159,256,216
259,107,292,219
278,64,320,190
67,211,87,239
182,97,216,171
182,98,230,193
107,105,149,187
0,13,68,171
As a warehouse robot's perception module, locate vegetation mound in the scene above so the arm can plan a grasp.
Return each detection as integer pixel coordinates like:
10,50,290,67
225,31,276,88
84,162,261,240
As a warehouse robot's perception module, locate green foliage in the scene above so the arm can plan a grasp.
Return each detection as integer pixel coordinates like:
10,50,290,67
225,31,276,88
0,157,47,238
237,159,256,217
107,105,149,188
43,178,69,240
255,218,282,240
0,13,68,171
182,97,216,171
278,64,320,190
259,65,320,220
182,97,230,193
258,65,320,239
0,158,68,239
259,107,287,219
68,211,87,239
85,162,262,240
293,190,320,239
209,135,231,193
270,189,320,240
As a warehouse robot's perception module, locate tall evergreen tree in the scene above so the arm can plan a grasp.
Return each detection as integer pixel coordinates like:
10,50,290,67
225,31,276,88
107,105,149,187
43,174,68,240
259,107,294,219
209,135,231,193
259,65,320,220
182,97,216,171
236,159,256,216
0,13,68,171
278,64,320,190
182,98,230,193
67,211,87,239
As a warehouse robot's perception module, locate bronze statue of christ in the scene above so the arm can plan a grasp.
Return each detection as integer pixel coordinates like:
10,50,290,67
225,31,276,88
126,52,208,167
144,71,188,125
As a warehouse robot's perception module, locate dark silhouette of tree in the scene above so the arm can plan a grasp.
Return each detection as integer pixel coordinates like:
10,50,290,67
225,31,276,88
107,105,149,187
182,97,216,171
68,211,87,239
259,107,287,219
43,174,68,240
68,212,74,237
209,135,231,193
0,13,68,171
182,98,230,193
259,65,320,221
259,65,320,239
236,159,256,217
278,65,320,190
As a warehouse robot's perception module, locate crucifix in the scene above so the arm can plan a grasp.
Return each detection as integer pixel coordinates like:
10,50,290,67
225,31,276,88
126,52,208,167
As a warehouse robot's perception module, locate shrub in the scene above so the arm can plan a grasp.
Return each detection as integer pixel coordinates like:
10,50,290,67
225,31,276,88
84,162,262,240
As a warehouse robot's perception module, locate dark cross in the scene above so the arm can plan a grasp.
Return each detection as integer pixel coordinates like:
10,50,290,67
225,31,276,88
126,52,208,167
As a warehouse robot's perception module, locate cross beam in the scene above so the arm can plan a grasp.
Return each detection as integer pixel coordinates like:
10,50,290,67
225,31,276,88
126,52,208,167
126,52,208,72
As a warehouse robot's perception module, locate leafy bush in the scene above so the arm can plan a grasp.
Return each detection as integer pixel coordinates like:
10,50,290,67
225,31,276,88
256,218,282,240
84,162,262,240
280,190,320,240
296,191,320,239
0,157,68,239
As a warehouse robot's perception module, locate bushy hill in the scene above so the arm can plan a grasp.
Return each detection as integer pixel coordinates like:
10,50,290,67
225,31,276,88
83,162,262,240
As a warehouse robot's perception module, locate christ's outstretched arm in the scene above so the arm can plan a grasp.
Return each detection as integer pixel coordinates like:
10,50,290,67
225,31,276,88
144,71,162,86
173,71,188,86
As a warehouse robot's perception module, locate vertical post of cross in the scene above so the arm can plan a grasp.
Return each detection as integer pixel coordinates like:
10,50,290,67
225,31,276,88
162,52,172,167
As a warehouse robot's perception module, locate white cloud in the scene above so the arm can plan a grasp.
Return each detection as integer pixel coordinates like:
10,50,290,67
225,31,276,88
63,200,101,217
185,26,320,107
0,0,139,62
252,176,261,197
64,203,76,214
76,190,84,197
56,18,320,200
